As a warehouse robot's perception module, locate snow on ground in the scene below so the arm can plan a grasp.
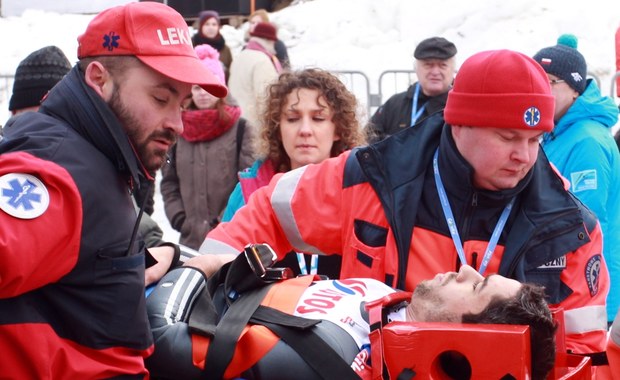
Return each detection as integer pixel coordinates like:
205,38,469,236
1,0,620,241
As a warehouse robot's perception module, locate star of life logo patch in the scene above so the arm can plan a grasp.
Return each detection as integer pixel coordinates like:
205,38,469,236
570,169,597,193
103,32,121,52
585,255,602,297
523,106,541,127
0,173,50,219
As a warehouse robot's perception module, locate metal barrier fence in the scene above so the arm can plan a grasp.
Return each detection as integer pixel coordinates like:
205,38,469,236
331,70,374,120
332,69,419,119
378,70,418,104
331,69,613,121
1,70,618,128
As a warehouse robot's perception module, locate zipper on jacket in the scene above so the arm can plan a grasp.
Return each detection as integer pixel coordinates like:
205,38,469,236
125,180,154,256
471,252,478,271
459,190,477,267
360,148,403,288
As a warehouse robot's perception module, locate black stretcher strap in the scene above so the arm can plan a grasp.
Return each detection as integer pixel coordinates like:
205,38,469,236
187,288,219,338
250,305,320,330
253,306,361,380
198,245,361,379
201,284,272,380
581,351,608,366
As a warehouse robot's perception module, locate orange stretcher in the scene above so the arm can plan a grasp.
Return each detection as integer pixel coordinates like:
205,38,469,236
367,293,592,379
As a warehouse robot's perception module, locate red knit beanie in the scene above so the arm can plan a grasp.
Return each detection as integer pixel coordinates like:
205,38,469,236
250,22,278,41
444,49,554,132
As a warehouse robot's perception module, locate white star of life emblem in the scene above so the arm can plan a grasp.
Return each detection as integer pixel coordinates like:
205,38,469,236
0,173,50,219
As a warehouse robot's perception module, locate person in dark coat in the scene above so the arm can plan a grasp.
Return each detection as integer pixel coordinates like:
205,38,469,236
366,36,457,143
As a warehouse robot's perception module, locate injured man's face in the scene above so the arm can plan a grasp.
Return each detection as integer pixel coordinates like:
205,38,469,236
406,265,522,322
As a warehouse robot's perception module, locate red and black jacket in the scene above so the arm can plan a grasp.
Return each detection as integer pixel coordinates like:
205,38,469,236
0,66,153,379
205,112,608,354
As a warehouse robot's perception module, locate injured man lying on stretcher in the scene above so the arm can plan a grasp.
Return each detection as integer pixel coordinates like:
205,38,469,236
145,247,557,380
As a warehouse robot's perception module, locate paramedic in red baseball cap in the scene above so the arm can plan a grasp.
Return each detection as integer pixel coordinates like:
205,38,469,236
0,2,227,378
76,1,229,171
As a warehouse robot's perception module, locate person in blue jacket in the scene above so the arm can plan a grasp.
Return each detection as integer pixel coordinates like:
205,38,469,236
534,34,620,324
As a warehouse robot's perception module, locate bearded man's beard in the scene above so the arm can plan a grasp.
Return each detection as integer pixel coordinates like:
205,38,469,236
411,275,460,323
108,88,176,172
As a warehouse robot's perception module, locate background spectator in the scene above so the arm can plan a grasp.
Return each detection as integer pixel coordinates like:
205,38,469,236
366,37,456,143
615,25,620,97
192,10,233,81
2,45,71,135
533,34,620,323
161,44,254,250
247,8,291,69
228,21,283,131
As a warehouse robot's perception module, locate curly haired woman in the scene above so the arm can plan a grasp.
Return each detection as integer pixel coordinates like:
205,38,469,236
220,68,365,278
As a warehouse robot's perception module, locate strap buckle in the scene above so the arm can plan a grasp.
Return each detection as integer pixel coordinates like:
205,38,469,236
244,243,294,281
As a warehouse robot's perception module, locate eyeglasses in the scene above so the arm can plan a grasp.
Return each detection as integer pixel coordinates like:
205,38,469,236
549,79,565,85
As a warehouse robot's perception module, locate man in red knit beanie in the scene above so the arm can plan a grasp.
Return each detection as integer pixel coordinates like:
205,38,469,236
198,50,609,361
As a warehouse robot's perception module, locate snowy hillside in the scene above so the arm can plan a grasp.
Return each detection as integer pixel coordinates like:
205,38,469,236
1,0,620,241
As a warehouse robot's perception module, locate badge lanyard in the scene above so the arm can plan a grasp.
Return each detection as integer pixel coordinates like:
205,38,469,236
410,83,427,126
432,149,515,274
297,253,318,275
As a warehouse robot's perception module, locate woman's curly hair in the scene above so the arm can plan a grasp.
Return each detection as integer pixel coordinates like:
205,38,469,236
256,68,365,172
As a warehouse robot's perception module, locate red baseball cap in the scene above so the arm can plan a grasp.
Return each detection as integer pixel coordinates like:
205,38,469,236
77,2,227,98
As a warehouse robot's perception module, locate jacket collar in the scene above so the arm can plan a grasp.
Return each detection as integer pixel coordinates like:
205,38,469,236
39,65,144,188
437,125,529,207
357,113,589,286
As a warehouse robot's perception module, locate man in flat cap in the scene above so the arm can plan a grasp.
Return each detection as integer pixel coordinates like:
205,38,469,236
366,36,457,143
